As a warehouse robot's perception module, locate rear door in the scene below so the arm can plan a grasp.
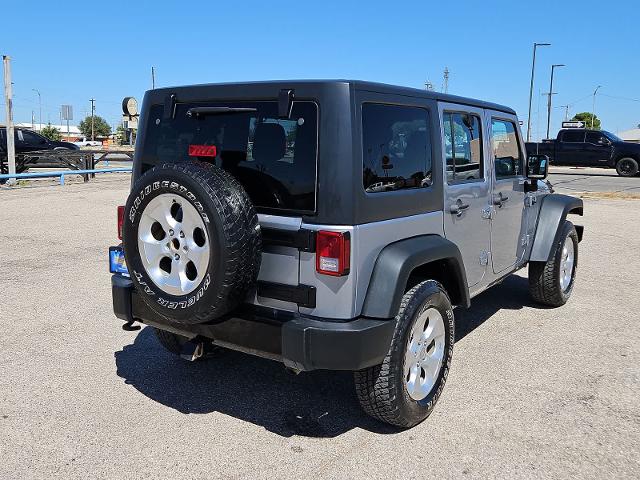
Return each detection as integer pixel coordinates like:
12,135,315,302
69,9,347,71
139,100,319,312
556,129,586,165
440,103,491,288
487,113,527,274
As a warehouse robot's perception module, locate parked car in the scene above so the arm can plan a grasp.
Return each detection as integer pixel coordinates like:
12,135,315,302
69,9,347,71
0,127,79,153
73,137,102,148
109,80,583,428
526,128,640,177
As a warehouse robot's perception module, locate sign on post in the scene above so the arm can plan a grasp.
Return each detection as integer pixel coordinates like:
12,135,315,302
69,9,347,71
562,121,585,129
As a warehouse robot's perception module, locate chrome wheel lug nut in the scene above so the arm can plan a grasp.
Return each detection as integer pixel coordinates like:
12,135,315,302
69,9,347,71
169,229,174,236
179,231,185,238
174,254,180,261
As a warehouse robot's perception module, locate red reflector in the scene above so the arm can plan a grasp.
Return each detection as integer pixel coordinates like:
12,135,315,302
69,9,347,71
316,231,350,277
117,205,125,240
188,144,217,157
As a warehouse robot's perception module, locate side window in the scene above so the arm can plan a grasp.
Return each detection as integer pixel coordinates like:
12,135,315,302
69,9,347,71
562,130,585,143
443,112,483,183
19,130,47,145
585,131,605,144
362,103,432,193
491,119,523,179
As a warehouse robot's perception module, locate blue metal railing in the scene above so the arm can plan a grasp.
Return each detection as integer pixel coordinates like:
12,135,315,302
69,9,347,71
0,167,132,186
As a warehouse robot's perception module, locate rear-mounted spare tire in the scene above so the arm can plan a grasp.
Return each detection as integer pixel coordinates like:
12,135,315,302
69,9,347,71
123,162,261,324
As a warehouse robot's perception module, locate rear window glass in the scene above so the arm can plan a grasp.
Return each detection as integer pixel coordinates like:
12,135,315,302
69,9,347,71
141,101,318,213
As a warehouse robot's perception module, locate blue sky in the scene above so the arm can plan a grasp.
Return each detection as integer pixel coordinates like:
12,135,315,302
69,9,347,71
2,0,639,139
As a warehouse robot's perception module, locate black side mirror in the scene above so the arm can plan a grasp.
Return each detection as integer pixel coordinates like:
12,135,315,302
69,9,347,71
598,137,611,146
526,154,549,179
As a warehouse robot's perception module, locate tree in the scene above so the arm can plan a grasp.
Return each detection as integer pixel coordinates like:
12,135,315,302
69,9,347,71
78,115,111,139
40,124,62,141
571,112,601,130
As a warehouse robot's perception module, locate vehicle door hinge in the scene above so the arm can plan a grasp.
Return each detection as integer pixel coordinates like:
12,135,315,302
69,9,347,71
481,206,494,220
524,195,537,207
479,250,490,266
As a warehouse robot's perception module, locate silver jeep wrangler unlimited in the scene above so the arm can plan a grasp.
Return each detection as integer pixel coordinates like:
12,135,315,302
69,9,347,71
111,80,583,427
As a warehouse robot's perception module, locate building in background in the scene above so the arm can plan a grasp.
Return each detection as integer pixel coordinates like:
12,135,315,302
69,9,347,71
617,128,640,144
14,123,81,142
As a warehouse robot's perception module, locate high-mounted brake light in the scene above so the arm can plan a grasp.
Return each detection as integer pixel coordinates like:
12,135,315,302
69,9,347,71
117,205,125,240
316,231,350,276
188,144,217,158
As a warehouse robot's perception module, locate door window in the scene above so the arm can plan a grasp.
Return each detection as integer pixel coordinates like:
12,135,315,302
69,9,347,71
491,119,523,179
585,131,606,144
561,130,585,143
443,112,483,183
361,103,432,193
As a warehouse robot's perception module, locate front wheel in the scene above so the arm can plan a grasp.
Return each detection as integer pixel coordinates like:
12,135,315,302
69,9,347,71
529,221,579,307
616,157,639,177
354,280,455,428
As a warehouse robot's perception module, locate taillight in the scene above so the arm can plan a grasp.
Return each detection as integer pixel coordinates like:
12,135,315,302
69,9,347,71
316,231,350,276
117,205,125,240
188,144,217,158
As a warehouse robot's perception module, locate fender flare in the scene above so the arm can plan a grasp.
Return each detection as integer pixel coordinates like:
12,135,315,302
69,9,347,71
529,194,583,263
361,235,470,319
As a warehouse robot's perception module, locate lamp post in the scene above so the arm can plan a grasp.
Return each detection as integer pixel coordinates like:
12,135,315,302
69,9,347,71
526,42,550,142
546,63,565,140
32,88,41,131
591,85,602,129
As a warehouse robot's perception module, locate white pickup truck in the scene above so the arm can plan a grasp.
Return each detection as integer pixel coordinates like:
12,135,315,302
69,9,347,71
73,137,102,147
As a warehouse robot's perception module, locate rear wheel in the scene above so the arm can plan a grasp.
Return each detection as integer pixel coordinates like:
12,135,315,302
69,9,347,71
529,221,578,307
354,280,454,428
615,157,639,177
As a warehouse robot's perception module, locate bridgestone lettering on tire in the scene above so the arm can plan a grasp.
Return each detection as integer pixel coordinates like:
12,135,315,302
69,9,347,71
123,162,261,324
354,280,454,428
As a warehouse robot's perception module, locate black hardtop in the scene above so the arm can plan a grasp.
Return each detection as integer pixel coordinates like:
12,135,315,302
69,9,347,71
145,79,516,114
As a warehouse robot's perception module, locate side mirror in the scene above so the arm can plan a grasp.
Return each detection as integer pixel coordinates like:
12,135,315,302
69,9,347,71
598,138,611,146
526,154,549,179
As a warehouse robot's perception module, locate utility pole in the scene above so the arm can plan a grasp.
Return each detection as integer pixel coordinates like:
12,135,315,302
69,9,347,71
3,55,16,185
90,98,96,141
424,80,433,91
546,63,565,140
442,67,450,94
151,66,156,89
32,88,41,131
526,42,551,142
591,85,602,129
560,105,570,121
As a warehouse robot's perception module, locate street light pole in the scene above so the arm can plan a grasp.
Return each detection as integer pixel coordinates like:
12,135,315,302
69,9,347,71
546,63,565,140
526,42,550,142
32,88,41,131
591,85,602,129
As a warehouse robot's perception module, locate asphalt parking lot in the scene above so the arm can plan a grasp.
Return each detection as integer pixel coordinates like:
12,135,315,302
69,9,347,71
549,165,640,195
1,175,639,479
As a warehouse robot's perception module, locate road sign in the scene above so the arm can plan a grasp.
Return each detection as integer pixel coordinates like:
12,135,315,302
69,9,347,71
562,121,585,129
61,105,73,121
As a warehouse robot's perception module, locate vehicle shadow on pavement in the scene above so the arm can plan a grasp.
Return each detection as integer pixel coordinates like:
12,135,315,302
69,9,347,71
114,274,537,438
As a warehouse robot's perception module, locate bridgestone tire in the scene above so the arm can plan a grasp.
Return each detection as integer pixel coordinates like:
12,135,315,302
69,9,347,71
123,162,261,324
153,328,189,355
529,221,578,307
615,157,639,177
354,280,455,428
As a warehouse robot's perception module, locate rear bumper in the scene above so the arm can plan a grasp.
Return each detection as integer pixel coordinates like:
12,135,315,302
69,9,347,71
112,275,395,371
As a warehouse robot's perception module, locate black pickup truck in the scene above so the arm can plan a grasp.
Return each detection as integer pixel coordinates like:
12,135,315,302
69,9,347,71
526,129,640,177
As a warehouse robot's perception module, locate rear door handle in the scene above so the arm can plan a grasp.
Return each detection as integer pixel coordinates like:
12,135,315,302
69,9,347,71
450,199,470,216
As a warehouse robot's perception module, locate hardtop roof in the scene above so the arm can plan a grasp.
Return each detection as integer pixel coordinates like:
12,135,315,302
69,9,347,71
151,79,517,115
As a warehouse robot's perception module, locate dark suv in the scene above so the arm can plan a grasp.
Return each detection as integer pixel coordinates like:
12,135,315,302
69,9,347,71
110,80,583,427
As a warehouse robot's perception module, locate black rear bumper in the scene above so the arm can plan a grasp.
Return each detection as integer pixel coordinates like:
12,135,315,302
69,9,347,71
112,275,395,371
